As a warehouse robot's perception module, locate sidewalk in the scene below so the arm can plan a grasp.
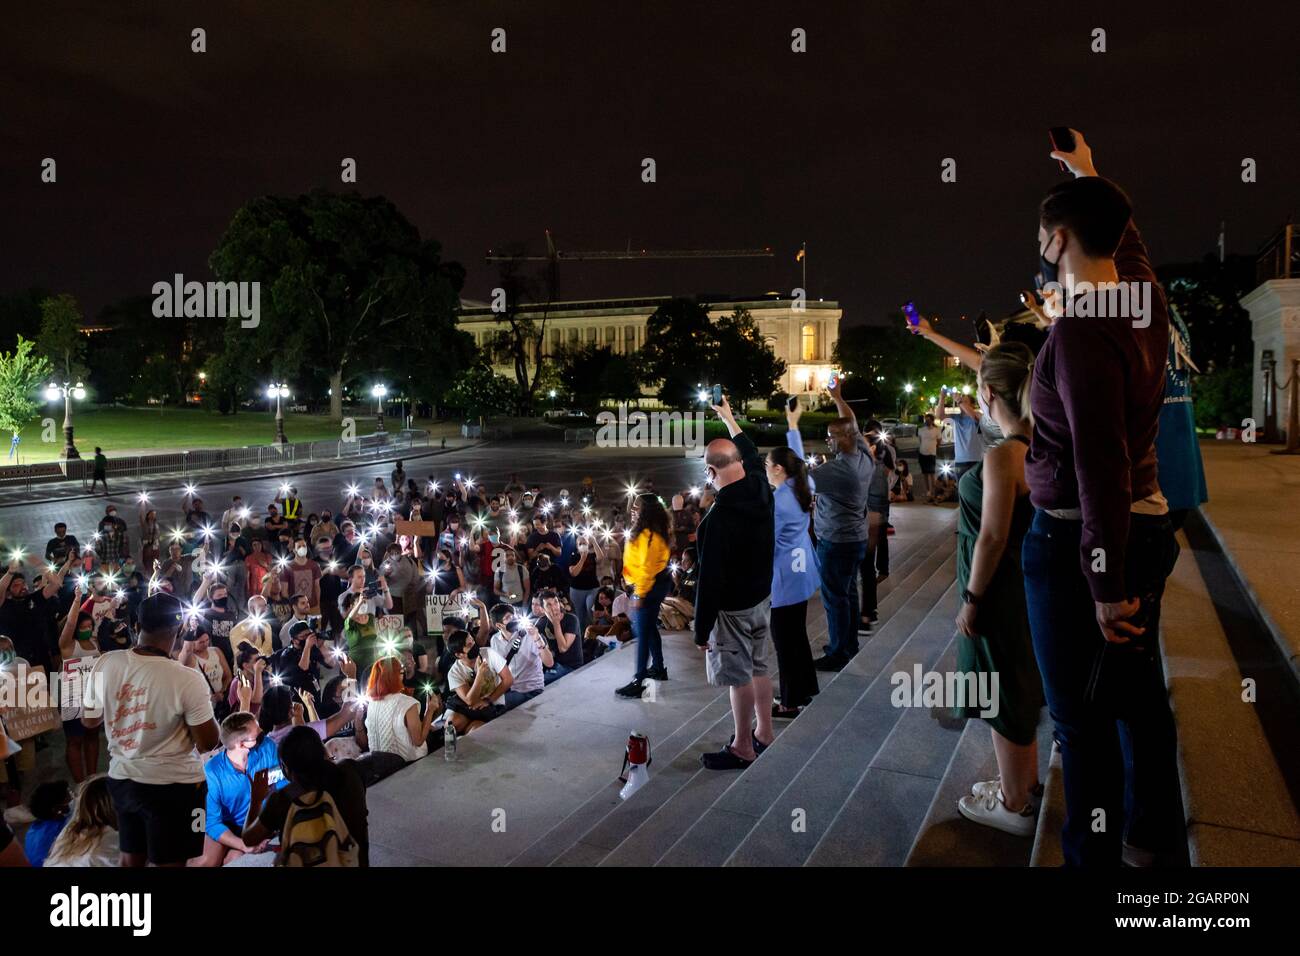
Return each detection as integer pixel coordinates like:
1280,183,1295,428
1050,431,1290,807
1198,439,1300,681
0,429,479,507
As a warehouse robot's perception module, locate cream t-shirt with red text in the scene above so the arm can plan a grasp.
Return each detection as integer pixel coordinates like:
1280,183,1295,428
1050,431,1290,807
85,649,214,785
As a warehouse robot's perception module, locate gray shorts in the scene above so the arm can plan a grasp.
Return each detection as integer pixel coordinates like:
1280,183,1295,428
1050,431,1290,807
705,599,771,687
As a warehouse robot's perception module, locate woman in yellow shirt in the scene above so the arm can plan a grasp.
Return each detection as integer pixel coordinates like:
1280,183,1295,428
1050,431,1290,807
615,494,673,699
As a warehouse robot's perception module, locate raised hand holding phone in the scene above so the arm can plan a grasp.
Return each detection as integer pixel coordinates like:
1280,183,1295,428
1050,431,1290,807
1048,128,1097,178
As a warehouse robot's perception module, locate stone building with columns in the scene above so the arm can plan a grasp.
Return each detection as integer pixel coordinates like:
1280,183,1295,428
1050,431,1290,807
1242,224,1300,441
456,294,842,401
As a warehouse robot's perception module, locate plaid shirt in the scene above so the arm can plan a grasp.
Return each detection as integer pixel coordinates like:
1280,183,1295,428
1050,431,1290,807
97,516,129,565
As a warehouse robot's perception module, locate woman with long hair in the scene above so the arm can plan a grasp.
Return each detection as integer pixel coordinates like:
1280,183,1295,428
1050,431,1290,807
952,342,1045,836
767,400,822,718
44,774,118,867
614,493,672,699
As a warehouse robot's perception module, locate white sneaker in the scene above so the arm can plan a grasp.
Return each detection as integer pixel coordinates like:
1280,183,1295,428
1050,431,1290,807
957,787,1037,837
971,777,1044,810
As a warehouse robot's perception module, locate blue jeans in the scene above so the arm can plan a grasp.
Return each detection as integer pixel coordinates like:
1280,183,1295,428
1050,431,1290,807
1022,510,1182,866
569,586,598,638
543,663,573,684
815,539,867,660
503,687,543,709
632,572,672,679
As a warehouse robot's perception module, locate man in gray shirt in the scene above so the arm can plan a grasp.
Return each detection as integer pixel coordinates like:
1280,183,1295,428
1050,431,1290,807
811,379,874,671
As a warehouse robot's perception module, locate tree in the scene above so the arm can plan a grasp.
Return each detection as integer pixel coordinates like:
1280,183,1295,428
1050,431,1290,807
485,252,560,414
36,293,89,386
0,336,54,443
712,308,785,411
208,190,466,420
554,345,644,411
1157,254,1254,373
639,298,719,409
444,364,518,421
833,316,963,418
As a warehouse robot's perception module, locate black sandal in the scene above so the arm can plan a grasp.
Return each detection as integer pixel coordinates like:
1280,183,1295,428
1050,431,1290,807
702,745,754,770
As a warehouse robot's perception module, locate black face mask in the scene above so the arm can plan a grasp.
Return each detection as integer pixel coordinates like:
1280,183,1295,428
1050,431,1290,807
1037,232,1062,289
464,644,480,661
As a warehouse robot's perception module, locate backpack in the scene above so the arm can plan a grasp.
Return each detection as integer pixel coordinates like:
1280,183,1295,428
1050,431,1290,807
276,790,358,867
658,600,689,631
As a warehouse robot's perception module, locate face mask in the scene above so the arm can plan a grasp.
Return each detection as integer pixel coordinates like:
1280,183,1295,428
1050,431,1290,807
106,510,117,518
977,389,1005,441
296,547,308,557
465,644,480,661
362,558,372,566
77,627,93,642
1037,232,1062,289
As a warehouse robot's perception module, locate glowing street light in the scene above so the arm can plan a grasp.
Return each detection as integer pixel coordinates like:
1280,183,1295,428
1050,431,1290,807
44,381,87,461
266,383,291,445
371,384,388,435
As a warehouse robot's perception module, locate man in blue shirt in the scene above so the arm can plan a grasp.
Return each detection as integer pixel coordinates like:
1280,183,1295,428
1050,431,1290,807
199,712,284,866
938,392,986,478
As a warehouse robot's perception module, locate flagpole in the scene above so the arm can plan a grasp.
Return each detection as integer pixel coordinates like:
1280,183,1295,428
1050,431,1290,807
802,241,807,293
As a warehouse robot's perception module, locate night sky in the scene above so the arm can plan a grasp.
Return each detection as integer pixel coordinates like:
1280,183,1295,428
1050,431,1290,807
4,1,1298,331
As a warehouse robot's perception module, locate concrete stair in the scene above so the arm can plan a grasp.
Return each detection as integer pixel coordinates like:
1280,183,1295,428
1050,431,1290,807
505,506,963,867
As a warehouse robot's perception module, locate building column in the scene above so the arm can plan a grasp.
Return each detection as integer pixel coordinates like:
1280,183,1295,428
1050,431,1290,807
1241,279,1300,439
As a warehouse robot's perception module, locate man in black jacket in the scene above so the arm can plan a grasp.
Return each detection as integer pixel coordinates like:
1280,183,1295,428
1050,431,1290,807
694,395,776,770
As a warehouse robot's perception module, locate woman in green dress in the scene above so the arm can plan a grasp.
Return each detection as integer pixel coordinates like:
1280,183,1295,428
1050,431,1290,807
953,342,1045,837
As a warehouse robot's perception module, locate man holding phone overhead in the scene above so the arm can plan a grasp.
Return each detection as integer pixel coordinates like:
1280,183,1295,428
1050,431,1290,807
807,377,873,672
1020,130,1182,868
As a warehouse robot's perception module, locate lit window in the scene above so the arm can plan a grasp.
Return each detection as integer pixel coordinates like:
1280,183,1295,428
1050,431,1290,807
802,323,817,361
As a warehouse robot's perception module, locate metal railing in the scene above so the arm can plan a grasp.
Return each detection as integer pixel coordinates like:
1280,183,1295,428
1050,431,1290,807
0,430,432,495
1256,222,1298,284
564,427,596,445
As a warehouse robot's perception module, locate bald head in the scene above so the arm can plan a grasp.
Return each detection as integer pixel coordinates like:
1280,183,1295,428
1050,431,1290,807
705,438,745,489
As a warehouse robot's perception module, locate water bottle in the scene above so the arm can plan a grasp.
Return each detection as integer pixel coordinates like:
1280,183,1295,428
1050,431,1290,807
444,720,457,761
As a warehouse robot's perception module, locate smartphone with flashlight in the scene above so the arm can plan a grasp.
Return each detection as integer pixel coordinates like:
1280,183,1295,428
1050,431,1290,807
826,371,839,390
786,395,798,413
1048,127,1076,172
903,301,921,328
710,384,723,405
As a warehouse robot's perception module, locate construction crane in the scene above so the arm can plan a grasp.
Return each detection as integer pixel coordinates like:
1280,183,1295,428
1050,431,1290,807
486,229,774,300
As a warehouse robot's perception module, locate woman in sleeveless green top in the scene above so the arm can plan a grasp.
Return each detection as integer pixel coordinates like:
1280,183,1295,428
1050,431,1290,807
952,343,1045,836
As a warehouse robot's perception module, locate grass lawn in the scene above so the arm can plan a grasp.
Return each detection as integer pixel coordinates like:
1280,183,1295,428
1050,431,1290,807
6,406,424,464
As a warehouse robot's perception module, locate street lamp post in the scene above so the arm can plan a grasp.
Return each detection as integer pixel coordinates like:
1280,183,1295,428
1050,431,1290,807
266,383,290,445
44,381,86,460
372,384,388,435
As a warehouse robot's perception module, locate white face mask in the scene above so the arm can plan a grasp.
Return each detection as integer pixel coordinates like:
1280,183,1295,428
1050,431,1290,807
296,546,308,557
977,389,1004,441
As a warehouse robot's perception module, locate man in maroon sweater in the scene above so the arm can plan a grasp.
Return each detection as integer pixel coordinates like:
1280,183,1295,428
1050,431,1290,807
1020,132,1182,867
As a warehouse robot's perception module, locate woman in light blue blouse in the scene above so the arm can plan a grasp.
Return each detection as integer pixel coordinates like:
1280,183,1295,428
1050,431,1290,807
766,400,822,718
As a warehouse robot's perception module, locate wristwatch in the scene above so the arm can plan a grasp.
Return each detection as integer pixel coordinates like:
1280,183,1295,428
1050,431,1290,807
961,588,982,606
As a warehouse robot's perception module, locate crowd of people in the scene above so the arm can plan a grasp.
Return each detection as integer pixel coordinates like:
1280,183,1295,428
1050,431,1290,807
0,131,1207,869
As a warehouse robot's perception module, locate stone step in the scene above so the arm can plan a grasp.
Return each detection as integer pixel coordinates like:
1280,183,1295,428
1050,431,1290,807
1030,742,1065,867
540,514,959,867
507,694,734,866
1161,517,1300,865
726,581,964,866
649,550,960,867
904,707,1054,866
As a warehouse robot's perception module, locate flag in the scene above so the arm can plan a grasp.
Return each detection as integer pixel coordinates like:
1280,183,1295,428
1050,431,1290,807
795,247,805,262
